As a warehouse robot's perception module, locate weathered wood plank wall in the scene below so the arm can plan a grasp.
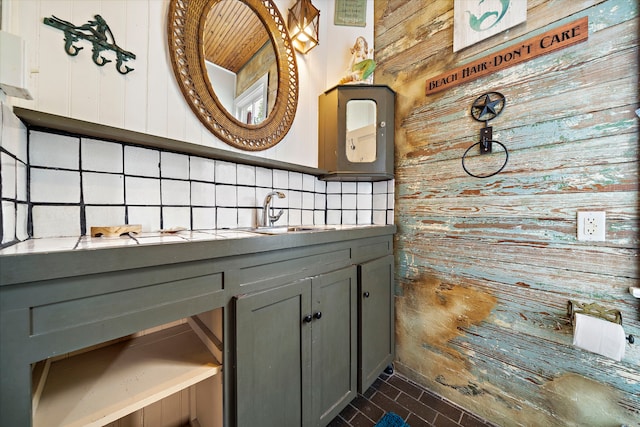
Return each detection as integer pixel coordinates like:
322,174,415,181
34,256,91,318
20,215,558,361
374,0,639,425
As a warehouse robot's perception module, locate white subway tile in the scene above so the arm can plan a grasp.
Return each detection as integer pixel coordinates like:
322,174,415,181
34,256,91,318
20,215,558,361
302,192,314,210
314,179,326,193
217,208,238,228
256,167,272,188
373,210,387,225
327,194,341,209
30,132,79,169
289,172,303,190
357,182,373,194
216,185,237,206
357,193,373,210
1,153,16,199
162,206,191,229
342,194,357,210
288,190,302,209
237,164,256,186
161,152,190,179
273,169,288,189
314,210,325,225
302,210,314,224
191,182,216,206
373,193,387,210
32,205,81,238
190,157,215,182
357,210,372,225
326,210,341,224
31,169,81,203
125,176,161,205
237,208,256,228
1,104,28,161
315,193,326,210
237,186,256,207
82,138,123,173
289,209,302,225
16,161,27,201
302,174,315,192
326,181,341,194
387,193,395,209
85,206,126,229
161,179,191,205
124,146,160,177
83,172,125,204
387,179,395,193
342,182,357,193
342,210,357,225
373,181,387,194
16,202,28,241
216,160,237,184
1,201,15,244
192,207,216,230
128,206,161,232
387,210,395,224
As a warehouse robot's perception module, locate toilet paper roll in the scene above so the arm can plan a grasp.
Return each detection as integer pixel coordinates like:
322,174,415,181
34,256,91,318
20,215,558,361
573,312,626,361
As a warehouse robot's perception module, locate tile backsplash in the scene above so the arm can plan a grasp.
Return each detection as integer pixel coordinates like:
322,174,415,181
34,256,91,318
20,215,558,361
1,105,394,244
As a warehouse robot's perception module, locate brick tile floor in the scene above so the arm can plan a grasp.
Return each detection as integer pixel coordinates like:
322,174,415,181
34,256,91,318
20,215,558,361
327,372,498,427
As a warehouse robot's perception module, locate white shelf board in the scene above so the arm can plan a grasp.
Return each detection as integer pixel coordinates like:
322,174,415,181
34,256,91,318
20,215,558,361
33,323,221,427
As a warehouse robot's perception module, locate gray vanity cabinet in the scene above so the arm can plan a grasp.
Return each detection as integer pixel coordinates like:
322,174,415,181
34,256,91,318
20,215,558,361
234,266,357,427
358,255,395,392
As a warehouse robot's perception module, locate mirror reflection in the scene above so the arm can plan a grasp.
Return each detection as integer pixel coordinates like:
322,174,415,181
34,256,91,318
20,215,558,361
346,100,377,163
203,0,277,124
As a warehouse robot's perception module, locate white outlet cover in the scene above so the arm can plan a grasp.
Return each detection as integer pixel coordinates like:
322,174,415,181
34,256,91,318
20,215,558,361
577,211,606,241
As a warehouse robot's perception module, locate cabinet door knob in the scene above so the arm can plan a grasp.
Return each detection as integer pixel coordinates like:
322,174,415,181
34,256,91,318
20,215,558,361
303,314,313,323
363,291,370,298
313,311,322,320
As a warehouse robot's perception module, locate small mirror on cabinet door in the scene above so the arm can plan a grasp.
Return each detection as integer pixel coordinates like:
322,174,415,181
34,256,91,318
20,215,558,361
345,100,377,163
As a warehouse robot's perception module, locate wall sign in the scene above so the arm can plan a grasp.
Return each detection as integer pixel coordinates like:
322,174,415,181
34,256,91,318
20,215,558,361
334,0,367,27
426,17,588,96
454,0,527,52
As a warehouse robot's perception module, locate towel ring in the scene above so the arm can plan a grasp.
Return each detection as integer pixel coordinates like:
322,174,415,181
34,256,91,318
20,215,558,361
462,140,509,178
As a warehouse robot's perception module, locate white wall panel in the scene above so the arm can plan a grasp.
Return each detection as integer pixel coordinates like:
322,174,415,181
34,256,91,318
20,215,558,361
123,0,149,133
7,0,374,168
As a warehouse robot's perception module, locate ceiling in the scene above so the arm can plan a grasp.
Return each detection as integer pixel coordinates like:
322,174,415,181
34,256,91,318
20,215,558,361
203,0,271,74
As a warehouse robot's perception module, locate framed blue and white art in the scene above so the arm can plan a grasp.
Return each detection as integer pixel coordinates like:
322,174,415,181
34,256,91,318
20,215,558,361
453,0,527,52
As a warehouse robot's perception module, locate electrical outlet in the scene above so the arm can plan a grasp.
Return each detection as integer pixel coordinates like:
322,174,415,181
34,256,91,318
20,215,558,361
577,211,606,241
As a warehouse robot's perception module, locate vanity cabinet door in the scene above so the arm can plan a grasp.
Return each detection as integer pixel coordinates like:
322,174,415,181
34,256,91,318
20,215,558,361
235,278,312,427
358,255,395,393
311,267,358,426
234,266,357,427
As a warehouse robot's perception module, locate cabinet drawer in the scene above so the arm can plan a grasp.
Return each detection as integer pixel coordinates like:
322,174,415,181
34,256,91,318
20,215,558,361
31,273,223,336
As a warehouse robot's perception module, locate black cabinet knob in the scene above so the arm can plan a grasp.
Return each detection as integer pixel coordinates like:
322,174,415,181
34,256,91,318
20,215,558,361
314,311,322,320
303,314,313,323
363,291,370,298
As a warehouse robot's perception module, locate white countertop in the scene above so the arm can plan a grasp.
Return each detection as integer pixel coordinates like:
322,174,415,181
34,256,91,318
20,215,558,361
0,225,377,256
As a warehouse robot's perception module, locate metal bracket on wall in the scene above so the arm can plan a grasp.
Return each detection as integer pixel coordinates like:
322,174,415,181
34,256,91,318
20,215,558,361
462,92,509,178
43,14,136,75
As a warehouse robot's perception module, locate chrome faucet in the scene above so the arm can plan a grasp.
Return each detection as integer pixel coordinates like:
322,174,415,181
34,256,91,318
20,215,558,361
262,191,286,227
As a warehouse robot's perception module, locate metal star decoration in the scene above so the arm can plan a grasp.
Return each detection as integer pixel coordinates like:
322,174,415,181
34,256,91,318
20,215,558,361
471,92,506,122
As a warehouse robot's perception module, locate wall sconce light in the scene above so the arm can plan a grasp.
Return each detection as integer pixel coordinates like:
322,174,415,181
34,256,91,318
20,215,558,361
287,0,320,54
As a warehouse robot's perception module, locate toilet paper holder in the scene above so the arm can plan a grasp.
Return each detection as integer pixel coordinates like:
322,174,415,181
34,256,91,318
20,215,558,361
567,300,634,344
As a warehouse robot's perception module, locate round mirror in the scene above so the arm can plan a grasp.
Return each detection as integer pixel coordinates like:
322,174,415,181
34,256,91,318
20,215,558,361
168,0,299,151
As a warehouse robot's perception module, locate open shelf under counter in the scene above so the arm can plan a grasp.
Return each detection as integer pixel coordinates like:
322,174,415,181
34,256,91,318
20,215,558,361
32,321,222,427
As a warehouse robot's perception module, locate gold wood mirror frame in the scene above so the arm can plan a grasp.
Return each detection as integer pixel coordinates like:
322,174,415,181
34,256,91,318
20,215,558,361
167,0,299,151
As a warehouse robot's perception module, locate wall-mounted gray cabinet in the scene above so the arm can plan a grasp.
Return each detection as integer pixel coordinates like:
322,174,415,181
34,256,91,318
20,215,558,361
234,267,358,427
318,85,395,181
